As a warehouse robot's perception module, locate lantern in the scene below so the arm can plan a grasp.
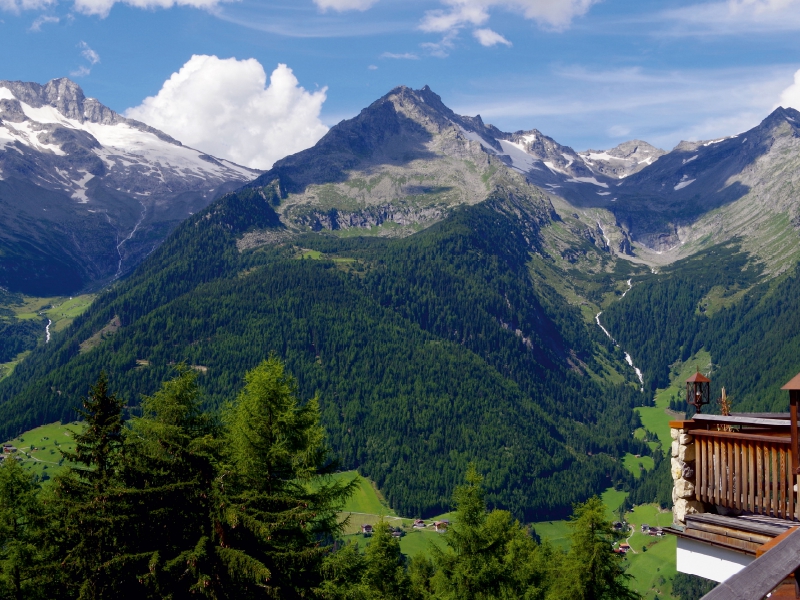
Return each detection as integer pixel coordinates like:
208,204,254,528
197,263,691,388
686,371,711,414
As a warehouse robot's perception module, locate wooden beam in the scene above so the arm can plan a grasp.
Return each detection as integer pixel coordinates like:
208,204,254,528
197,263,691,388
756,527,799,558
701,527,800,599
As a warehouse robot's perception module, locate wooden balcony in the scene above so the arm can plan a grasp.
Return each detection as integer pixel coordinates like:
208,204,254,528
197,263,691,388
665,373,800,596
674,413,798,520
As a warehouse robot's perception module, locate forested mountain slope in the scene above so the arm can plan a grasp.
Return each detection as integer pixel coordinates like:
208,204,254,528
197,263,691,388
603,242,800,412
0,179,648,519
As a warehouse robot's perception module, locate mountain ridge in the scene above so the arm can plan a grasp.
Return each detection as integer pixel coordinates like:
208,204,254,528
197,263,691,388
0,77,259,295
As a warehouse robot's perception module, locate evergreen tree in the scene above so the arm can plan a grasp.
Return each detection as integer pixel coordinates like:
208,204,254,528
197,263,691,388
361,520,411,599
49,372,130,600
217,356,357,598
548,497,640,600
431,465,518,600
0,457,44,600
319,541,367,600
125,365,223,598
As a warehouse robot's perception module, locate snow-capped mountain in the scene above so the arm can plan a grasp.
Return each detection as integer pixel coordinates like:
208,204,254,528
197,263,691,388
0,78,259,294
578,140,665,180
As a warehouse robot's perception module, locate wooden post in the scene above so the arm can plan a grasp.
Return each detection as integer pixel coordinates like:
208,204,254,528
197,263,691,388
781,374,800,520
792,390,799,476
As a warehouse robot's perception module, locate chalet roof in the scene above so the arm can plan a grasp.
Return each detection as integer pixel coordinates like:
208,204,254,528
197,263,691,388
686,372,710,383
781,372,800,390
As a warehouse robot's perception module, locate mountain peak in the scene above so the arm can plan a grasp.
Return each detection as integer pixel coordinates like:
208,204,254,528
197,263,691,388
757,105,800,132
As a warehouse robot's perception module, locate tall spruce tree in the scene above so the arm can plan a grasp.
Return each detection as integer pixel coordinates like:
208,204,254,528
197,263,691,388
125,365,223,598
49,372,131,600
217,356,357,598
0,456,45,600
548,496,641,600
431,465,518,600
361,520,411,599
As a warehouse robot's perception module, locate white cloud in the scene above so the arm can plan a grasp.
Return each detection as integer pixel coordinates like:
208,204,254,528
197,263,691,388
660,0,800,34
779,69,800,110
125,55,329,170
473,27,510,46
421,0,597,36
368,64,378,70
608,125,631,138
313,0,377,11
78,40,100,64
28,13,57,29
728,0,799,13
381,52,419,59
70,65,91,77
0,0,54,12
72,0,232,18
421,30,458,57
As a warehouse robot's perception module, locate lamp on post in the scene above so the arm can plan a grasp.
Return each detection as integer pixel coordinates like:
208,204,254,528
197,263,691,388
686,371,711,414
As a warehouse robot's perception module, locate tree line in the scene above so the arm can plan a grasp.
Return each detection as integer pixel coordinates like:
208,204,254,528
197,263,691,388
1,360,641,600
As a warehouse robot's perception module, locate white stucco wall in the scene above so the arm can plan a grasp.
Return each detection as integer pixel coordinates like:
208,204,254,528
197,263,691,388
676,537,755,583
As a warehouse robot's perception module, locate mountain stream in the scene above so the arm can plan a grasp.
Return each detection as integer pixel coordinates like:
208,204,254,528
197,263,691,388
595,279,644,391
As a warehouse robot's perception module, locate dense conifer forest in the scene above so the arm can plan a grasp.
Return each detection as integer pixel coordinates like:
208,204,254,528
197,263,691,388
0,361,642,600
0,188,649,520
603,242,800,412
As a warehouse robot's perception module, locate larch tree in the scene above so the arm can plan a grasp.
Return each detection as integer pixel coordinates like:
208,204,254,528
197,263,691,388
217,355,357,598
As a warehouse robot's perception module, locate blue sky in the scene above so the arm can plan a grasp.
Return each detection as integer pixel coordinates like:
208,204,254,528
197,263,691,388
2,0,800,168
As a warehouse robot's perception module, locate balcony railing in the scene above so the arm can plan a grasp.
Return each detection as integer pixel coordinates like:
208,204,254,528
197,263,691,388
674,413,799,521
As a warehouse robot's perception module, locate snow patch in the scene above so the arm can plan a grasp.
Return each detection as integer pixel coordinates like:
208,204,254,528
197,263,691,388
71,171,95,203
638,156,654,165
0,87,16,101
584,152,631,162
565,176,609,188
497,139,539,172
682,155,698,165
674,178,696,191
560,152,574,169
459,127,497,154
703,137,733,147
521,134,536,144
543,161,562,174
597,191,611,196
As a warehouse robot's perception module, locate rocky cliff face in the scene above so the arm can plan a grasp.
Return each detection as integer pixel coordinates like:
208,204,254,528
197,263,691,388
0,78,259,294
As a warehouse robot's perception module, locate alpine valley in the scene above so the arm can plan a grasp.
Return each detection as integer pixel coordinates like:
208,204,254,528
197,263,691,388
3,81,800,520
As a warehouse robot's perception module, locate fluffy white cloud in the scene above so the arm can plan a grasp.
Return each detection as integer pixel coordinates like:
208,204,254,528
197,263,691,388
125,55,328,170
313,0,377,11
779,69,800,110
473,27,511,46
72,0,231,18
421,0,597,35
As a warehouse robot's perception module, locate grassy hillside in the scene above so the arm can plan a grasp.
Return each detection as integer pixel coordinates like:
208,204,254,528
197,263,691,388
0,421,83,481
0,292,94,381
